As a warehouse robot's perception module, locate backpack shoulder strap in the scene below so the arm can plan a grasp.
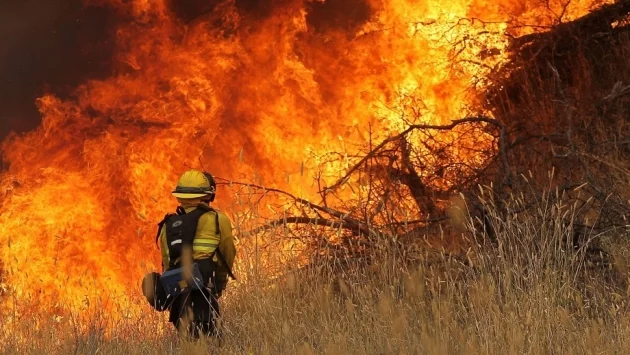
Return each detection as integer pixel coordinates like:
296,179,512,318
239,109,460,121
155,213,175,248
206,206,237,280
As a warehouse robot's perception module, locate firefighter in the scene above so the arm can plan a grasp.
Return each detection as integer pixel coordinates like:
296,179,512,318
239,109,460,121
142,169,236,339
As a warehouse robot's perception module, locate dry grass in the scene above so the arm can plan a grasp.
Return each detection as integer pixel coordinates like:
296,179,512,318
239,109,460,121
2,184,630,355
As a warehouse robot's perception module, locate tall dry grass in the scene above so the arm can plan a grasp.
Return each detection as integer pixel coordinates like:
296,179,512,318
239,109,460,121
2,182,630,355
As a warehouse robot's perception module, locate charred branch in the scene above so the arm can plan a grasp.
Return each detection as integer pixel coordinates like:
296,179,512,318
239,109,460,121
320,116,511,214
399,136,436,216
215,179,384,239
246,217,366,238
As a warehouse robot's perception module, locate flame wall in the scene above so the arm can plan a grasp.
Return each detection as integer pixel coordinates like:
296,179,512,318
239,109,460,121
0,0,608,316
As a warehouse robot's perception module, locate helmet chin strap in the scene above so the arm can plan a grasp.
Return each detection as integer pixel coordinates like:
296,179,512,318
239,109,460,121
202,172,217,202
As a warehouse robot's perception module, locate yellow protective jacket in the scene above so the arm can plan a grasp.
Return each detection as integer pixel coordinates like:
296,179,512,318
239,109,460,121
158,202,236,280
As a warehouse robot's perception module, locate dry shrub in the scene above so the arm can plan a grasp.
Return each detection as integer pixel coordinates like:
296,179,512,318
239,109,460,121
485,10,630,243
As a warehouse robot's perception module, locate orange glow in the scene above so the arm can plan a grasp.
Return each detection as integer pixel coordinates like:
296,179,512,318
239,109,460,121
0,0,608,323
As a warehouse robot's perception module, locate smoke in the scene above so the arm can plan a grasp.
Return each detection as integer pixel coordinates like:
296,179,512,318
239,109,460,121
0,0,119,141
0,0,374,142
305,0,372,33
168,0,224,21
169,0,373,27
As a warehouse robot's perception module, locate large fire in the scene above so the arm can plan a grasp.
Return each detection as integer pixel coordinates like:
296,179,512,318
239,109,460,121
0,0,608,322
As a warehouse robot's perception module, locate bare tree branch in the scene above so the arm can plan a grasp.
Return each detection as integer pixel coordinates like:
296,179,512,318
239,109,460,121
215,179,383,238
244,217,366,237
321,116,506,195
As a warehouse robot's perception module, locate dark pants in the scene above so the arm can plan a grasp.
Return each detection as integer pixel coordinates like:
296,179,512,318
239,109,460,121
142,272,223,339
170,288,220,338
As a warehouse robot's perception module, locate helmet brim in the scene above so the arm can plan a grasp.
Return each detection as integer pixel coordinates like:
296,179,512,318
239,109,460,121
172,192,209,199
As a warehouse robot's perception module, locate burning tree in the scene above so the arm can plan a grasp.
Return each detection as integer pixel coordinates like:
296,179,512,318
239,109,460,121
239,0,630,276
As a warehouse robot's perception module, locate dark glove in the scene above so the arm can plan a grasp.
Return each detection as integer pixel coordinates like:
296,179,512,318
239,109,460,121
141,272,171,311
213,274,228,298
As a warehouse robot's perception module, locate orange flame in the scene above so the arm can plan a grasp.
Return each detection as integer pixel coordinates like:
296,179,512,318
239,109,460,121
0,0,608,320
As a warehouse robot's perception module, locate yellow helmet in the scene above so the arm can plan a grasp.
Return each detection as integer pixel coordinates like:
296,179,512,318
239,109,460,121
172,169,216,200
